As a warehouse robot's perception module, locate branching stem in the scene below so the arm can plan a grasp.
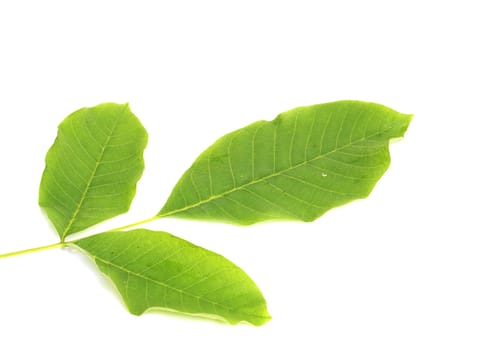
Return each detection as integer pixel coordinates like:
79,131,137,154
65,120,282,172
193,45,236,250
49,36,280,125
0,242,66,259
0,216,164,259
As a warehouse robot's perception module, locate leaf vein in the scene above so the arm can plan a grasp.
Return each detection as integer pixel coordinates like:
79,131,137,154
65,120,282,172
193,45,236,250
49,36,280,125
280,173,356,196
265,181,323,209
61,116,123,238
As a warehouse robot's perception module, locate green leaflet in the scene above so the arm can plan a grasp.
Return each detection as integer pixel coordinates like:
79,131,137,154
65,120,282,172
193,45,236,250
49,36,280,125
39,103,148,240
158,101,412,224
74,229,271,326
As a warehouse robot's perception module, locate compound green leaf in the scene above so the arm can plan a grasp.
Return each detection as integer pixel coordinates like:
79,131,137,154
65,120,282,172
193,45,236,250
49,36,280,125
74,229,270,326
159,100,412,224
39,103,148,240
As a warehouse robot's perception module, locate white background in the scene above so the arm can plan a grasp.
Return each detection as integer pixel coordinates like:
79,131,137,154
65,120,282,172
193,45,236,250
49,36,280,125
0,1,485,349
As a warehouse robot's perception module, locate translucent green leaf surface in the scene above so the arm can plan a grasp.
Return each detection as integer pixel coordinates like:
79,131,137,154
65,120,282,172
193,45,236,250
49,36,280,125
39,103,148,240
74,229,270,325
159,101,412,224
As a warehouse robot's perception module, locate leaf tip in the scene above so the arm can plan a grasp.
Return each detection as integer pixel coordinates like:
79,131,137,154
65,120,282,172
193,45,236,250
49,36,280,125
232,299,272,326
251,311,272,326
396,112,414,138
126,306,145,317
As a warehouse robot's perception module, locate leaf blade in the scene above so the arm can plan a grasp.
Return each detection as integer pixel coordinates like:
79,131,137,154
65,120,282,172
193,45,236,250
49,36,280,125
159,101,412,224
74,229,271,325
39,103,148,239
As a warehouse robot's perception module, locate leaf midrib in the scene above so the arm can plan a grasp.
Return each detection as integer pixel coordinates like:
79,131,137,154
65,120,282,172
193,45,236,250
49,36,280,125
61,116,121,239
93,255,265,320
159,124,398,218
